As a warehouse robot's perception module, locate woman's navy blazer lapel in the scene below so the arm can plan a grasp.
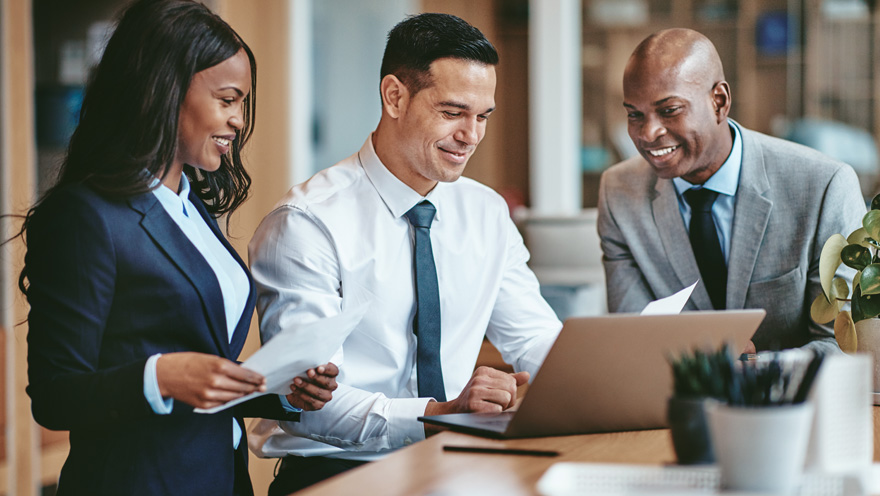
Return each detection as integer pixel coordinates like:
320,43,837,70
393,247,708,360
187,189,256,356
126,190,254,359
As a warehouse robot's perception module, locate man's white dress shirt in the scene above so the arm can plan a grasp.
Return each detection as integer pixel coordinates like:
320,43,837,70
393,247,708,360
248,135,562,460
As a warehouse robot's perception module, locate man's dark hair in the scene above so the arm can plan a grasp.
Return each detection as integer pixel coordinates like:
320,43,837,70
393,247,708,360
380,13,498,97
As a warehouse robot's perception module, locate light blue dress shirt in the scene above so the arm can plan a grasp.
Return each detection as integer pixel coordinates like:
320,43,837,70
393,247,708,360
672,120,743,263
142,174,250,448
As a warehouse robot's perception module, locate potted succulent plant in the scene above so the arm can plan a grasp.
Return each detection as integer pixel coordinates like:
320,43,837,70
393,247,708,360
811,193,880,375
705,352,822,493
668,345,823,468
667,345,732,465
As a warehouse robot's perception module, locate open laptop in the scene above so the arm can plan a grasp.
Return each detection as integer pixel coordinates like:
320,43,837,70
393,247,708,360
418,309,765,439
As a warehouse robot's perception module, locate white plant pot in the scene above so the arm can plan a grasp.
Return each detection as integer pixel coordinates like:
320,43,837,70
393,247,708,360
855,319,880,392
706,402,814,494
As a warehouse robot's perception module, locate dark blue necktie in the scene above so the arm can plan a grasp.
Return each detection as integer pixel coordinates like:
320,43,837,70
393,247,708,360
404,200,446,401
684,188,727,310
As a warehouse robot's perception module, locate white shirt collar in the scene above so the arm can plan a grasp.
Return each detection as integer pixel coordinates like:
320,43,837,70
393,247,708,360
358,134,445,223
151,173,192,217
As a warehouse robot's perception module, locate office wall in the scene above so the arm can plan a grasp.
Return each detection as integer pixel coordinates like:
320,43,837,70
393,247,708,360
1,1,38,494
217,0,294,246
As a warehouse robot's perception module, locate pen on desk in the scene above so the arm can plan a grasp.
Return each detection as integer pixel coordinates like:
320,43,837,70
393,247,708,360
442,445,560,457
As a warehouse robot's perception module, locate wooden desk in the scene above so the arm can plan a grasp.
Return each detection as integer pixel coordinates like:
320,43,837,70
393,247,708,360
295,407,880,496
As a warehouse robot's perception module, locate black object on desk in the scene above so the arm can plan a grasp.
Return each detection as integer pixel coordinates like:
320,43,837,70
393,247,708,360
443,445,559,457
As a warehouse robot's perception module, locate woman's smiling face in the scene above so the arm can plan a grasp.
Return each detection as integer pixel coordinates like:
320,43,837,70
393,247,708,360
173,49,251,179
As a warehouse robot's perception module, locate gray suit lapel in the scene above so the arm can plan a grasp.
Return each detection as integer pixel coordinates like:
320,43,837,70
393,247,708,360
727,129,772,310
653,180,712,309
128,193,232,358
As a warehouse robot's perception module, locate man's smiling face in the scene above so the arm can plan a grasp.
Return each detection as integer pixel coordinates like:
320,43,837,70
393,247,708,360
393,57,496,194
622,44,731,185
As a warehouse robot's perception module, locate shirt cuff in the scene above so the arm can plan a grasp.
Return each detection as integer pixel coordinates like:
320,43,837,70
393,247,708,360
387,397,432,447
144,353,173,414
279,394,303,413
233,419,242,450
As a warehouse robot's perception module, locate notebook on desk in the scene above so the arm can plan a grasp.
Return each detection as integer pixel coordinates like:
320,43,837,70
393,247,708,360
418,310,765,439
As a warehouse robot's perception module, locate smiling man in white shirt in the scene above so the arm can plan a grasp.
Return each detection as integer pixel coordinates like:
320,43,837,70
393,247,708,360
247,13,562,494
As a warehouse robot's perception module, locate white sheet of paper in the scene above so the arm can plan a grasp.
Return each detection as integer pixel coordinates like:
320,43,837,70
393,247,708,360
639,280,698,316
195,304,367,414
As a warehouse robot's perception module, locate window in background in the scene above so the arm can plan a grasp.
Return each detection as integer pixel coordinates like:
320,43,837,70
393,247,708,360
311,0,416,174
33,0,116,196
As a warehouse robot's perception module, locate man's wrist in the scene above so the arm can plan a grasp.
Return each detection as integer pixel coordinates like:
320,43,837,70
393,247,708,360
423,399,441,416
279,394,303,413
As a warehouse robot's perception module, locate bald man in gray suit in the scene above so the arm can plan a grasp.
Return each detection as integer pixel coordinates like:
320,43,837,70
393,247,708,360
598,28,865,353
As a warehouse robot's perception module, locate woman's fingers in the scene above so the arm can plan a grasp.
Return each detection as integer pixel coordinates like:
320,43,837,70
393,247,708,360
304,372,338,390
218,360,267,390
287,365,340,411
286,388,329,411
317,362,339,377
158,354,339,410
157,352,266,408
292,377,334,401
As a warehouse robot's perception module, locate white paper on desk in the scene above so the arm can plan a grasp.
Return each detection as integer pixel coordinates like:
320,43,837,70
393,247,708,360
639,280,697,315
194,304,367,414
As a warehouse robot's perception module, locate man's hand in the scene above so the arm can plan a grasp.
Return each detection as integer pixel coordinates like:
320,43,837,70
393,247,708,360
156,352,266,410
286,362,340,411
742,340,757,355
423,366,529,423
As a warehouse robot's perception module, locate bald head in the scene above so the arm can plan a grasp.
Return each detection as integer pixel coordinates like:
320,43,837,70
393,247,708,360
627,28,725,89
622,29,733,184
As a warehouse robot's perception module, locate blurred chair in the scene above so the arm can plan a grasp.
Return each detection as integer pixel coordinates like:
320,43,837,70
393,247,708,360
785,118,879,200
518,208,607,321
785,118,877,173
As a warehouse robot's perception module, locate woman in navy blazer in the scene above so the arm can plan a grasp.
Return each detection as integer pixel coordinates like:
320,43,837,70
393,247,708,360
19,1,337,495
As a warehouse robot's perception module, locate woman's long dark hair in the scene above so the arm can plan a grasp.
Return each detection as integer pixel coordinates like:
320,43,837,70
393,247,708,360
16,0,257,295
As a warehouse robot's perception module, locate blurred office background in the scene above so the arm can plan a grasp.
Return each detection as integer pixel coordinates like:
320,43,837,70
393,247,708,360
3,0,880,494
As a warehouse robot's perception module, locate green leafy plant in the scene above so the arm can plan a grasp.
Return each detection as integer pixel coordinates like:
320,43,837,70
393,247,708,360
811,193,880,353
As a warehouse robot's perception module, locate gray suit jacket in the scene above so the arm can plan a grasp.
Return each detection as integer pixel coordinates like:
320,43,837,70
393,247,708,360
597,125,865,352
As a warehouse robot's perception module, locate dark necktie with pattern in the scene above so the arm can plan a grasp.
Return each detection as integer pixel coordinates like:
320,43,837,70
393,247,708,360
404,200,446,401
684,188,727,310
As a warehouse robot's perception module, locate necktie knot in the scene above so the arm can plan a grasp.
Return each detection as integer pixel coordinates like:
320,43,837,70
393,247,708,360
684,187,719,214
405,200,436,229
